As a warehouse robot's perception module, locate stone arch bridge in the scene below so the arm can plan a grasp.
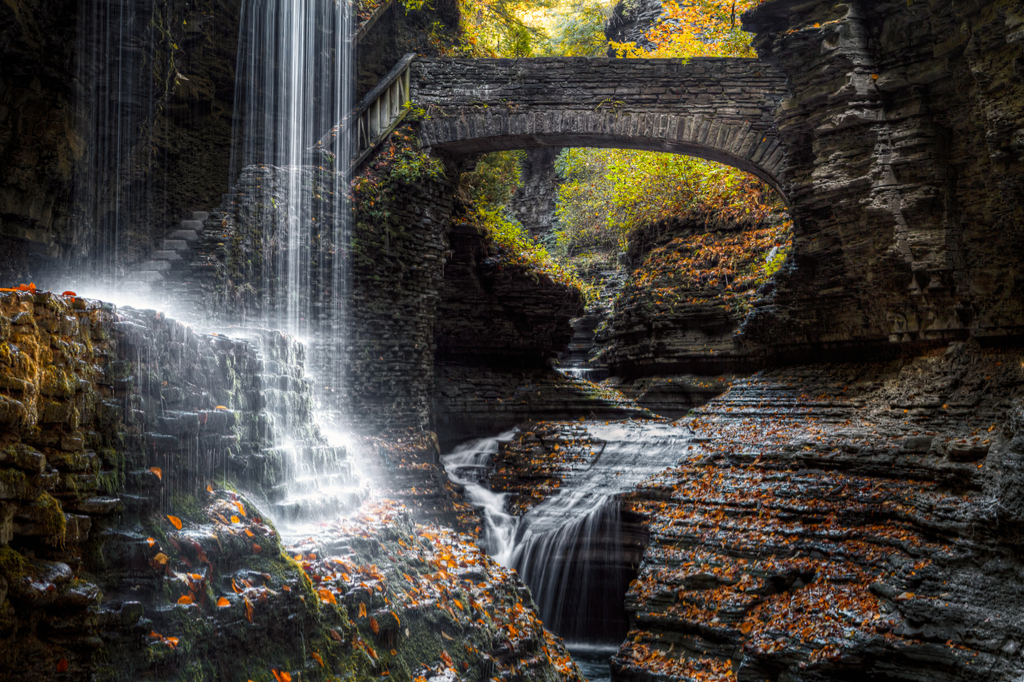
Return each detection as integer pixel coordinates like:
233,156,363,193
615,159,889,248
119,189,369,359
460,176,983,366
406,57,791,198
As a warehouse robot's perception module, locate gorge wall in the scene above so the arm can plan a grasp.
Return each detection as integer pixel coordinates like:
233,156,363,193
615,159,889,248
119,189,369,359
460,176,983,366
739,0,1024,354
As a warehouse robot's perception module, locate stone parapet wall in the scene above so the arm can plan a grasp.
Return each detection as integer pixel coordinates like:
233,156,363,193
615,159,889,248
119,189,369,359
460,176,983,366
412,56,790,191
412,56,786,116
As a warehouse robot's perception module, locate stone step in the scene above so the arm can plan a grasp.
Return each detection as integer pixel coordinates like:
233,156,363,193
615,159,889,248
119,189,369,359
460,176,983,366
151,250,183,261
192,211,209,222
180,219,204,232
137,260,172,272
162,239,189,251
169,229,200,242
124,271,164,283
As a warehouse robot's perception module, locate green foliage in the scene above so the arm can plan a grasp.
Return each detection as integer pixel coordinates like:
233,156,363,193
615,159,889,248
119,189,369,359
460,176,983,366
456,0,554,56
351,128,446,223
538,0,612,56
459,150,525,206
553,148,779,257
472,207,599,303
458,152,598,303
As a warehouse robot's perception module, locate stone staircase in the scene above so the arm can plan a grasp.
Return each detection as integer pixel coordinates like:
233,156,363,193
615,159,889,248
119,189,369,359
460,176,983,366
125,211,208,291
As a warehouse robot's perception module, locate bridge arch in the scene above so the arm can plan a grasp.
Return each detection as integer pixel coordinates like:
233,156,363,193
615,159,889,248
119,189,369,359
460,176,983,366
410,57,791,201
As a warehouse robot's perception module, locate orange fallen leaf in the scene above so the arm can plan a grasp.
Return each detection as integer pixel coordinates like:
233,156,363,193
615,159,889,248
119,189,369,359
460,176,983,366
177,595,193,605
370,617,379,634
217,597,230,607
234,501,246,517
318,589,337,605
252,543,262,554
147,537,156,547
358,602,367,618
216,405,228,410
165,637,179,648
232,579,241,594
149,467,162,480
245,529,254,537
56,658,68,673
245,597,254,622
207,484,214,493
311,652,325,668
230,515,240,524
153,553,169,566
167,515,183,530
61,291,77,297
329,629,342,642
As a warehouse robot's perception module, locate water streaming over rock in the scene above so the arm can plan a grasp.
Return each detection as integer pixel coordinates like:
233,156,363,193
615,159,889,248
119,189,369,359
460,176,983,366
73,0,160,276
231,0,352,334
442,421,697,644
229,0,354,417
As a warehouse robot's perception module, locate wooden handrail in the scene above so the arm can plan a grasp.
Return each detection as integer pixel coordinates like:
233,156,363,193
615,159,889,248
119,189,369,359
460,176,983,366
312,53,416,173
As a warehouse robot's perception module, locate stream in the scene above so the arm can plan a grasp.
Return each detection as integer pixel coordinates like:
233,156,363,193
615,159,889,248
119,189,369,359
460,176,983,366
441,420,698,673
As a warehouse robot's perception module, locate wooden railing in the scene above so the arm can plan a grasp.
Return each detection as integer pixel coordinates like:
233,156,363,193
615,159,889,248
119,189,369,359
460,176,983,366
312,53,416,173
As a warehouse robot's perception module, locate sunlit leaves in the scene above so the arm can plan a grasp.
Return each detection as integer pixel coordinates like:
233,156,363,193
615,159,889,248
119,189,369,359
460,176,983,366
611,0,759,60
554,148,780,257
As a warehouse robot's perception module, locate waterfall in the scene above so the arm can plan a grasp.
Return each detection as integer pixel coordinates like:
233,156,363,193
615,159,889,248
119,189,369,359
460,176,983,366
73,0,158,279
441,422,694,643
230,0,353,346
512,495,630,641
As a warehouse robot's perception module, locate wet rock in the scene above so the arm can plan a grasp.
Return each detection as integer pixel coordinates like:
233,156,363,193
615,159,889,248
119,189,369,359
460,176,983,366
617,347,1024,680
0,444,45,474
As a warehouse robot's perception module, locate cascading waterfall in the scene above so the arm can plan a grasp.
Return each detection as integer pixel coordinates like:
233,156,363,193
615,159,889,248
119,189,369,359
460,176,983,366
231,0,353,410
442,422,696,644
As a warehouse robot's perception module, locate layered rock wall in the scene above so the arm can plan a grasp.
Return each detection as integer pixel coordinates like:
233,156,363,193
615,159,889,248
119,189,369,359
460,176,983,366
0,291,346,679
616,344,1024,681
740,0,1024,351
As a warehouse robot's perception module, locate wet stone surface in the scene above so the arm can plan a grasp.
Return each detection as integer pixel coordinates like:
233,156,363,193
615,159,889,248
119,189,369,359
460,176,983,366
615,345,1024,681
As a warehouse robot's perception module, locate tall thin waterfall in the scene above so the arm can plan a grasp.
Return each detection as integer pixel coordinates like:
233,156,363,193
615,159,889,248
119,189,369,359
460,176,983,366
231,0,353,406
73,0,158,278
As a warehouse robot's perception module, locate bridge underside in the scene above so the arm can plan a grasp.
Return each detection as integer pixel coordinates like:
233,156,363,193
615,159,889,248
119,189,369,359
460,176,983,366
418,111,789,201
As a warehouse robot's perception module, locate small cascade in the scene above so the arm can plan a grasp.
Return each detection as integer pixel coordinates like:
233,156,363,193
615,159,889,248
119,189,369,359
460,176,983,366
441,421,695,644
556,312,609,383
513,495,630,641
440,431,520,562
